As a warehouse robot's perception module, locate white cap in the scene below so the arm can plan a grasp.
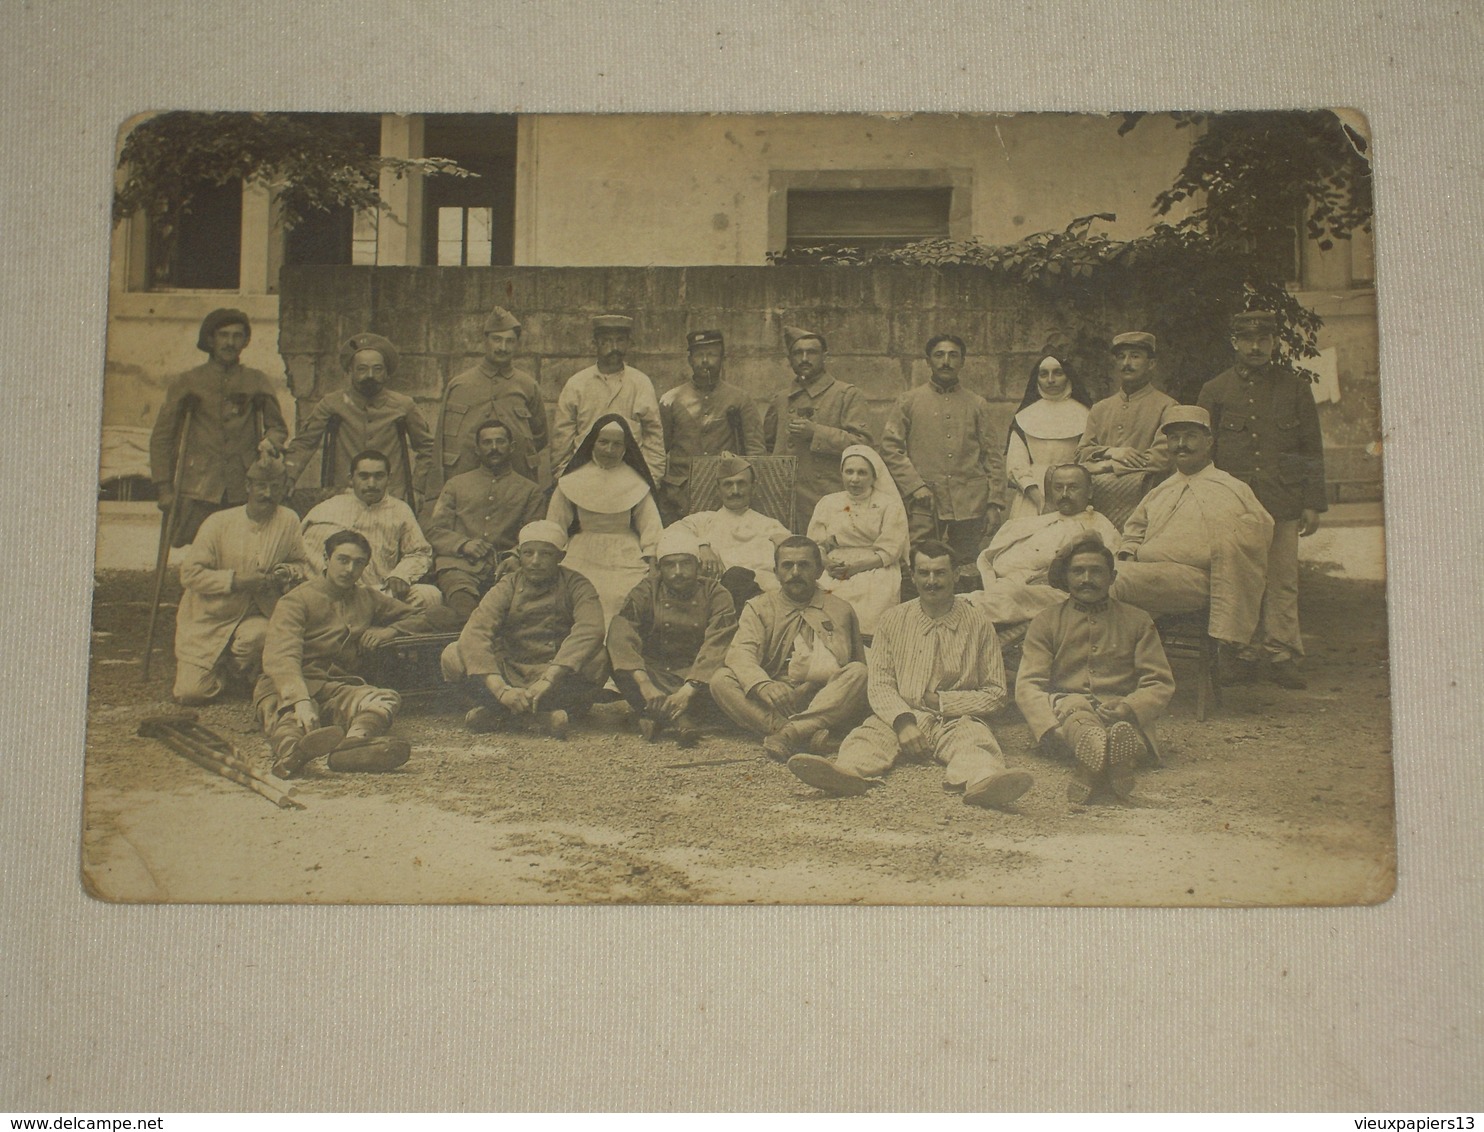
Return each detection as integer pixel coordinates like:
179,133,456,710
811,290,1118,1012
656,526,702,561
518,520,569,551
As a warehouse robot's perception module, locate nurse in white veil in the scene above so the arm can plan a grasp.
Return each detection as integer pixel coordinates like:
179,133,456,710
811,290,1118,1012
807,444,909,638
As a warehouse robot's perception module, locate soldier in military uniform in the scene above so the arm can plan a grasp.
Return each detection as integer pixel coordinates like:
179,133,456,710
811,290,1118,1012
425,419,547,621
656,328,766,524
149,308,288,546
762,325,873,533
607,526,738,747
1198,311,1327,688
1076,331,1178,531
880,333,1004,572
441,520,609,740
428,306,547,507
282,333,434,508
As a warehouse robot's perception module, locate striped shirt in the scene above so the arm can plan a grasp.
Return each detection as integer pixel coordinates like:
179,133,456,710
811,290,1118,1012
868,597,1007,729
301,491,433,589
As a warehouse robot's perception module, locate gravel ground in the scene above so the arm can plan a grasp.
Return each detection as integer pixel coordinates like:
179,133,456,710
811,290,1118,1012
81,565,1395,906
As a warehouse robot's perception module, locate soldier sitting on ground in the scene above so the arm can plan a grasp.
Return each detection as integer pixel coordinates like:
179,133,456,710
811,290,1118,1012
787,540,1035,810
258,529,439,780
1016,532,1175,804
607,526,738,748
709,535,870,762
441,520,609,739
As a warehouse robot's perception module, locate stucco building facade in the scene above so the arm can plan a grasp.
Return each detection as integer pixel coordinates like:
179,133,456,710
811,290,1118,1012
101,111,1380,503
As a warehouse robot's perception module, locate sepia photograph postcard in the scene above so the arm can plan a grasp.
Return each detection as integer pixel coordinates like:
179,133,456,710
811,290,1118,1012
83,109,1391,906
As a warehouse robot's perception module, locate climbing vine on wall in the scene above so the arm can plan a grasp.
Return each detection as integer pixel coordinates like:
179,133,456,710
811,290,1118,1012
772,110,1372,403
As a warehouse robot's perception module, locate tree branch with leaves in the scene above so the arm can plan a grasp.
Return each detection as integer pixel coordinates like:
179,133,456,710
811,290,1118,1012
113,111,472,242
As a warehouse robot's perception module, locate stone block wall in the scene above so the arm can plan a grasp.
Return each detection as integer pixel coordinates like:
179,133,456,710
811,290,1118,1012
277,265,1116,479
277,265,1381,496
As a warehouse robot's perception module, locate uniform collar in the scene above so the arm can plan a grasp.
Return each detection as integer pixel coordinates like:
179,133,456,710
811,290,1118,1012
516,568,562,596
929,375,960,393
477,358,515,381
346,387,388,409
1118,382,1155,402
1071,597,1110,613
791,371,834,399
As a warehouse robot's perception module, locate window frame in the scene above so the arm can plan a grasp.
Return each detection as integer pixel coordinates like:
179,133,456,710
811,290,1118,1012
768,168,973,258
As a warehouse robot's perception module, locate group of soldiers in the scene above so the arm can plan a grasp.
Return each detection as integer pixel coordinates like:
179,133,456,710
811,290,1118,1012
147,302,1325,805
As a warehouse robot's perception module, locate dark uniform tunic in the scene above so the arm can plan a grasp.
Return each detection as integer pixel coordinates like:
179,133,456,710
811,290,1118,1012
149,361,288,544
425,466,547,603
607,574,737,696
431,361,547,492
1197,363,1327,522
762,371,874,533
283,388,434,506
1197,361,1327,663
657,378,766,521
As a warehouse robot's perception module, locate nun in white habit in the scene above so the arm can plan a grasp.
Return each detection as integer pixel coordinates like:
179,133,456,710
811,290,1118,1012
1004,353,1094,522
547,413,663,626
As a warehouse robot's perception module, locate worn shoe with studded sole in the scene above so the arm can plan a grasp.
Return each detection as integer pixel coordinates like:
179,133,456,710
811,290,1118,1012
1106,721,1142,768
1074,725,1109,776
1105,721,1142,800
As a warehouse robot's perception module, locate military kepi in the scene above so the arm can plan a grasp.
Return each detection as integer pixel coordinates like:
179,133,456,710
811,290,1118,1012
338,333,400,376
197,308,252,352
1160,405,1213,433
592,314,634,332
1111,331,1157,355
687,328,724,349
1231,311,1278,334
483,307,521,334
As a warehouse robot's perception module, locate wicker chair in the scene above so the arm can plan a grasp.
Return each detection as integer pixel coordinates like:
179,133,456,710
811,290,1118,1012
1154,608,1220,721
